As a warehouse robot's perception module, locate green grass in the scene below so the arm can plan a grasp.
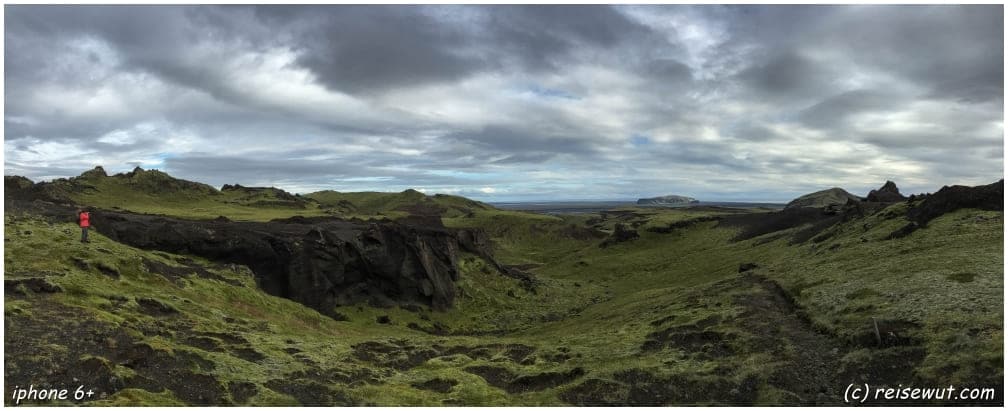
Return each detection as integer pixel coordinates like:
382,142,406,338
50,169,492,222
444,209,595,265
4,191,1002,405
308,189,490,218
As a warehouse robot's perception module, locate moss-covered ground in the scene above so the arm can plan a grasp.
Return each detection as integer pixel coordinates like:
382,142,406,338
4,193,1002,405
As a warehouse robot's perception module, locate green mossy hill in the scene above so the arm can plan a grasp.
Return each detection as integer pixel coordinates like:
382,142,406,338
10,167,493,222
306,189,491,218
786,187,862,209
4,177,1003,405
75,166,218,196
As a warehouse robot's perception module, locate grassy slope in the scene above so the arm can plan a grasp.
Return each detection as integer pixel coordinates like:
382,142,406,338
307,190,491,219
4,193,1002,405
55,171,489,222
61,171,327,221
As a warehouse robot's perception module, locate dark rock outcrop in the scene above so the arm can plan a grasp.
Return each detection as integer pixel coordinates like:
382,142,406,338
720,197,888,244
906,180,1003,225
80,165,108,179
599,224,640,248
889,179,1003,238
866,181,907,203
89,211,494,313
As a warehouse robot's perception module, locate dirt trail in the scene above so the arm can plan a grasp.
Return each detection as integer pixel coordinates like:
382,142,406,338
730,272,844,403
564,269,925,405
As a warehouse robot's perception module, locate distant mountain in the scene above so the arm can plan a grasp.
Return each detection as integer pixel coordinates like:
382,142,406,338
785,187,862,209
636,194,698,206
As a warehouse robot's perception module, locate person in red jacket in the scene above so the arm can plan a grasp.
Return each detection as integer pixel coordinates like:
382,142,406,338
77,208,91,243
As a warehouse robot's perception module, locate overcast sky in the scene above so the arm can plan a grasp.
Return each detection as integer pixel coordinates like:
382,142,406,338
4,5,1003,202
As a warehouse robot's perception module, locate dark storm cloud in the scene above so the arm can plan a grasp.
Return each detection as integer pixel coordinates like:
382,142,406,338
4,5,1003,200
258,5,672,95
736,50,833,99
264,6,481,95
480,5,671,70
732,5,1002,103
796,90,894,129
444,125,599,157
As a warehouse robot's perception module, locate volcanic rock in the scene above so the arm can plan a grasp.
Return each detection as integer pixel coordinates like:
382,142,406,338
866,181,907,203
89,211,493,313
906,180,1003,226
80,166,108,179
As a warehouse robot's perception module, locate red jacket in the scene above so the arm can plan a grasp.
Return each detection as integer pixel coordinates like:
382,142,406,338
79,212,90,228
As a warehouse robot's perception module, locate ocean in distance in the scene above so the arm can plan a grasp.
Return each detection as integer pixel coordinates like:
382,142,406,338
489,201,786,214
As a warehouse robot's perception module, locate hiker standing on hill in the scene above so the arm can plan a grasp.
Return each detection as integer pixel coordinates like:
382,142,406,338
78,208,91,243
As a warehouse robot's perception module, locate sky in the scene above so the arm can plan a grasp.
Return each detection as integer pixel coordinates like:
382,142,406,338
4,5,1004,202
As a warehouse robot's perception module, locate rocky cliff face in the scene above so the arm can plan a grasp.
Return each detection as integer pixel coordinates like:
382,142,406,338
636,195,698,205
89,211,492,315
4,173,502,315
907,180,1003,225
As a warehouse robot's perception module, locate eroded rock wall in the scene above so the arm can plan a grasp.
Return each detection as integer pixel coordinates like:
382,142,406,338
91,212,487,314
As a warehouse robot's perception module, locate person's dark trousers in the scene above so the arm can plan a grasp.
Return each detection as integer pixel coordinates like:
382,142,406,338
81,227,89,242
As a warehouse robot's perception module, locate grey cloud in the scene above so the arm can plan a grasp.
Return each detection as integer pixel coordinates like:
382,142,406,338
4,5,1003,201
736,50,832,99
491,153,557,165
162,151,488,192
644,58,694,84
796,89,894,129
256,5,674,95
481,5,670,70
279,6,481,95
439,125,601,164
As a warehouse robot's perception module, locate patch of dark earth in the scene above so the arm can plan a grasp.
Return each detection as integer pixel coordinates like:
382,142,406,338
263,379,357,406
462,365,585,394
411,378,458,393
4,302,232,405
142,257,245,287
5,277,63,295
135,297,179,316
646,215,722,234
229,346,266,363
351,339,540,371
228,381,258,404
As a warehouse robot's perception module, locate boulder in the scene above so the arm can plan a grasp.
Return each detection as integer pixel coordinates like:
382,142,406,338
866,181,907,203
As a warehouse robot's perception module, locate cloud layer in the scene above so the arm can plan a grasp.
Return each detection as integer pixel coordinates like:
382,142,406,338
5,5,1003,201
